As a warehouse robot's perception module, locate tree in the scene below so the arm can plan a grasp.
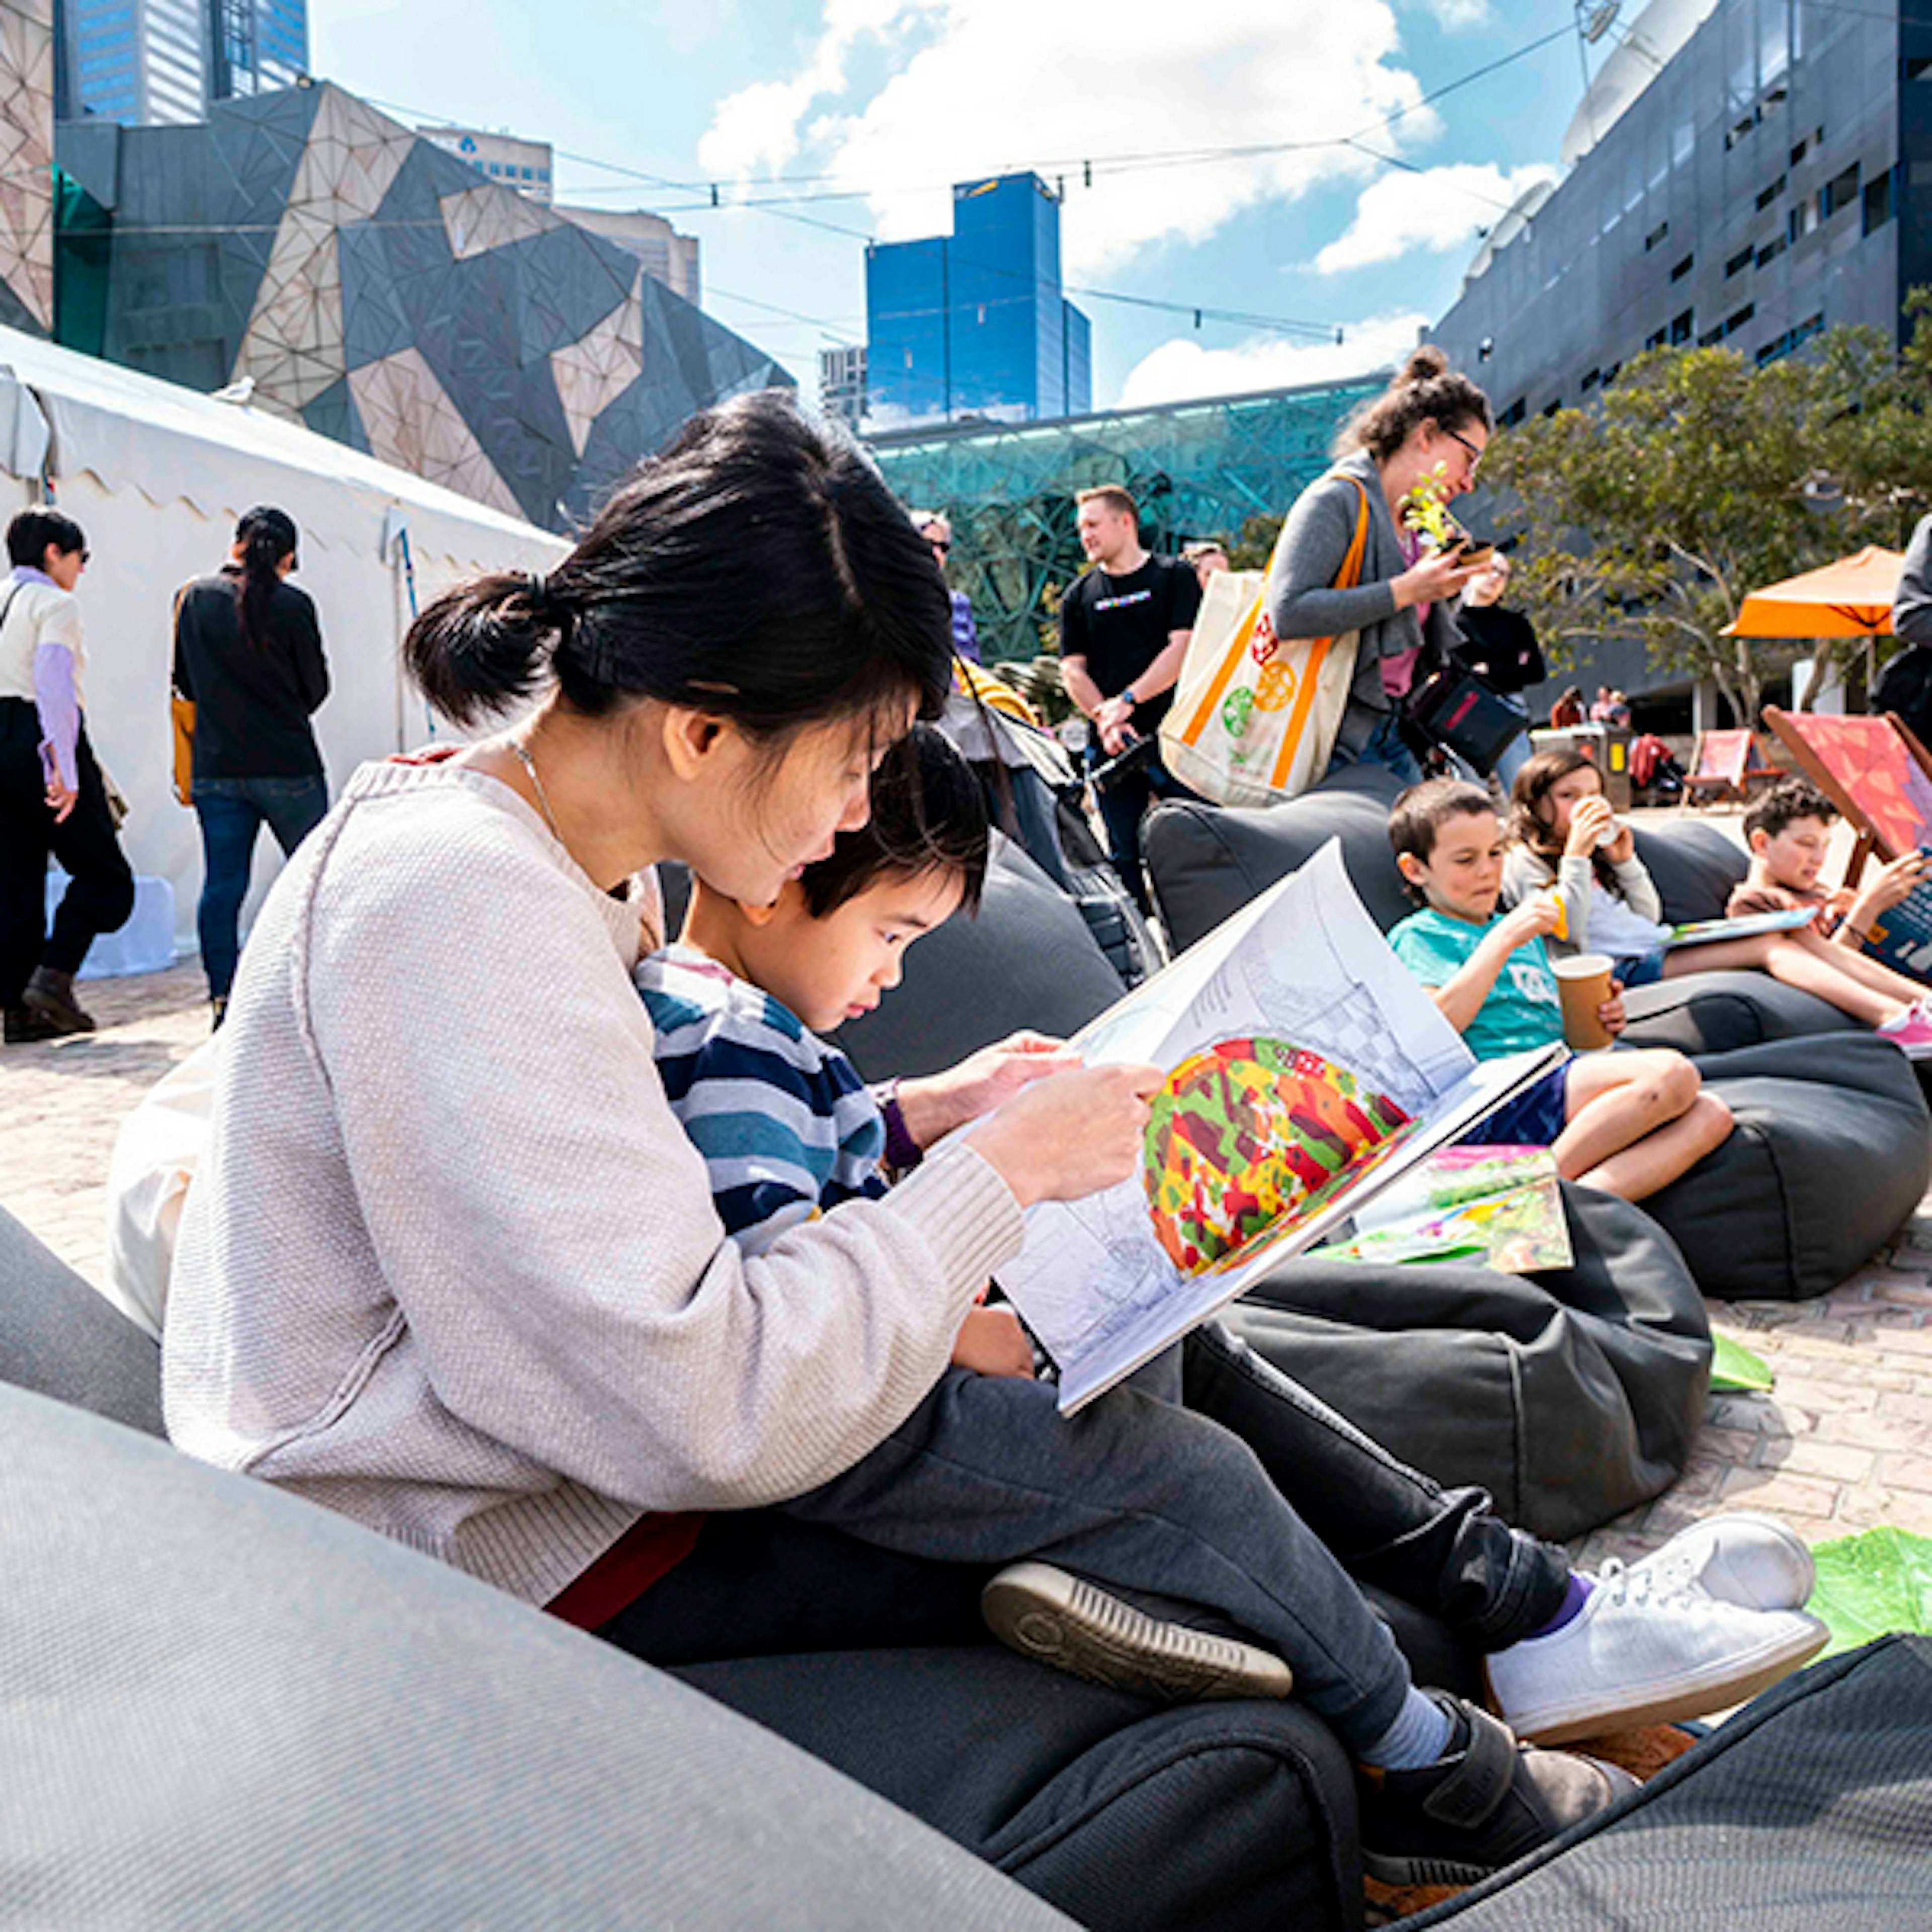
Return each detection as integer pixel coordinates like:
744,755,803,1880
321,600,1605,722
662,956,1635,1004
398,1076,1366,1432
1484,329,1926,726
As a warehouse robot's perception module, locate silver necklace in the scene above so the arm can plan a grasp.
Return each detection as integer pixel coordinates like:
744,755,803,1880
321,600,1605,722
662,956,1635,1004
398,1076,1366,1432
510,739,564,843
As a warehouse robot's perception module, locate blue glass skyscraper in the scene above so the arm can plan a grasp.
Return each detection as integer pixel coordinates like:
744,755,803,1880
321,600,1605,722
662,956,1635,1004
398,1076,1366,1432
865,173,1092,429
59,0,308,125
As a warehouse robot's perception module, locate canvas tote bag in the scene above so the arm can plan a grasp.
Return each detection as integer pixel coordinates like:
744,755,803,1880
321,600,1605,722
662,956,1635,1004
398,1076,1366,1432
1160,476,1370,808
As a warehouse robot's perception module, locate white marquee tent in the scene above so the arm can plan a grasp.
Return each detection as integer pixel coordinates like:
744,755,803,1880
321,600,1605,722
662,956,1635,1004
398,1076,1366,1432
0,325,567,962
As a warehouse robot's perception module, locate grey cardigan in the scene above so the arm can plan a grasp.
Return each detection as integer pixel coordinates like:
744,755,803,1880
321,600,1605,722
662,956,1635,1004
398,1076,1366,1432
1262,448,1459,759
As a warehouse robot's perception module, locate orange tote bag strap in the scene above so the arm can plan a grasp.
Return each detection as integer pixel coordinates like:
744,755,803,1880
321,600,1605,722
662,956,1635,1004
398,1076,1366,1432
1265,480,1370,792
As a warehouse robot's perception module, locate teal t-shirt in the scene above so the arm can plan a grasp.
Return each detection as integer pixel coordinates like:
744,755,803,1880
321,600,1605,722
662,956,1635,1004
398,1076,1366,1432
1390,906,1562,1061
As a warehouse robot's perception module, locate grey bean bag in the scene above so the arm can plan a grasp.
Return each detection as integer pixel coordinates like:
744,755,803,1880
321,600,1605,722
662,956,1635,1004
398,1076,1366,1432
1412,1636,1932,1931
1219,1184,1710,1542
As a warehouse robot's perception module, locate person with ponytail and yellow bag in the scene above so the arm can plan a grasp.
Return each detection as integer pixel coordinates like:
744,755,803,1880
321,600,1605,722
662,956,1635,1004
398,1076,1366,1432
172,507,330,1025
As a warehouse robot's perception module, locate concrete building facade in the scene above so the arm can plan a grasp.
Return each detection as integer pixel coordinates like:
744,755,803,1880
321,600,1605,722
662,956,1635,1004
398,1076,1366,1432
865,172,1090,431
416,125,554,204
1428,0,1918,427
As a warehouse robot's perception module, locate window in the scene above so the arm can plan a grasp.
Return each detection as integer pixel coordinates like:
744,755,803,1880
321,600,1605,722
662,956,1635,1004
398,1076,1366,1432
1670,252,1695,282
1498,398,1526,428
1865,169,1895,234
1647,327,1668,350
1823,162,1860,216
1756,175,1786,210
1726,245,1755,276
1542,399,1562,418
1905,54,1932,81
1645,220,1670,251
1581,367,1602,393
1791,137,1809,166
1699,323,1724,346
1789,199,1818,244
1671,309,1694,344
1724,303,1755,338
1757,235,1787,268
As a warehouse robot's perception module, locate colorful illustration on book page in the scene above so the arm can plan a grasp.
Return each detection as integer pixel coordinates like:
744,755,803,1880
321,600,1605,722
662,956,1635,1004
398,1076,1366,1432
1143,1037,1409,1274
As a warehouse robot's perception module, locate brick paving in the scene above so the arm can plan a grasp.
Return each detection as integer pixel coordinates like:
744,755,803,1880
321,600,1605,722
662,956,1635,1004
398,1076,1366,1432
5,945,1932,1572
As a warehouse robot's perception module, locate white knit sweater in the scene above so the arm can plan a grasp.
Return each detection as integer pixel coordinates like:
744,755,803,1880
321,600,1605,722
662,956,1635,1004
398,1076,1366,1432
163,758,1025,1606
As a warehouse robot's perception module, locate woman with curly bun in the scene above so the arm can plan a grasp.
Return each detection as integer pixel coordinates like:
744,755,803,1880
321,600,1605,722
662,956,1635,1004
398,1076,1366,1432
1265,347,1493,786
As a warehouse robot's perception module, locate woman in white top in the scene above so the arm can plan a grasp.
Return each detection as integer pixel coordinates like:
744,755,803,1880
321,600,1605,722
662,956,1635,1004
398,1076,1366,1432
0,507,133,1040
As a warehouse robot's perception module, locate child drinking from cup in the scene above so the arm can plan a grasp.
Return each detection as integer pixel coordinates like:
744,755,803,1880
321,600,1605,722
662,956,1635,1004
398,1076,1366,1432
1503,751,1932,1057
1388,778,1733,1202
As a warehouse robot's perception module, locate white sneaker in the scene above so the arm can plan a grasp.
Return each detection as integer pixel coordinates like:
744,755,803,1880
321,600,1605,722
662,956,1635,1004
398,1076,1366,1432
1622,1512,1815,1613
1487,1559,1828,1745
982,1562,1294,1703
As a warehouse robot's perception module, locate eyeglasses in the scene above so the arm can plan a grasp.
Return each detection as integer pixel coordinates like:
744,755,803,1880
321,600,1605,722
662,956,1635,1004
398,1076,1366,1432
1445,428,1485,477
929,539,951,554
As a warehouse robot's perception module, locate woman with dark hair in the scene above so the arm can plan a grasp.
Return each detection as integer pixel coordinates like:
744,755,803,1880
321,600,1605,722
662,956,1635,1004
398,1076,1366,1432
1264,347,1494,786
162,393,1783,1887
0,506,134,1040
172,505,329,1021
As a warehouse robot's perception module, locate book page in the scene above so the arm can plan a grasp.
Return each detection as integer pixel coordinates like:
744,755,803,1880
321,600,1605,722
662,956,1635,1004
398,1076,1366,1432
989,841,1563,1411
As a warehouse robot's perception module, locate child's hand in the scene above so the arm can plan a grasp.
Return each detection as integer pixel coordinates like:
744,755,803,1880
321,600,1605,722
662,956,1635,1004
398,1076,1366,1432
1499,894,1563,948
1857,850,1928,917
1600,980,1628,1037
898,1032,1081,1148
1565,795,1616,859
950,1305,1036,1379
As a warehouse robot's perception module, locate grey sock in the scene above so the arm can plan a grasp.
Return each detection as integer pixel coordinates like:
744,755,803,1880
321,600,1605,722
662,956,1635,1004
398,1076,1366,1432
1357,1686,1455,1770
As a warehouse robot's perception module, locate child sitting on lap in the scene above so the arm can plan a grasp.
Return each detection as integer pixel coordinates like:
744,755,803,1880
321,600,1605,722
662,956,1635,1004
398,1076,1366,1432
635,722,1033,1378
1504,753,1932,1057
1388,777,1734,1202
1729,776,1932,959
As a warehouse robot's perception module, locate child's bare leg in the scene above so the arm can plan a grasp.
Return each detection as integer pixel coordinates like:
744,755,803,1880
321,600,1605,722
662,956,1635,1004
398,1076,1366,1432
1576,1092,1734,1201
1664,934,1900,1026
1552,1050,1702,1180
1787,926,1927,1006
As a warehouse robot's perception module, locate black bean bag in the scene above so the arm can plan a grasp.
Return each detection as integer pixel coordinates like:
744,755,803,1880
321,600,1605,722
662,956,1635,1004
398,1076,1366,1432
1639,1032,1931,1302
1412,1636,1932,1931
1218,1184,1710,1542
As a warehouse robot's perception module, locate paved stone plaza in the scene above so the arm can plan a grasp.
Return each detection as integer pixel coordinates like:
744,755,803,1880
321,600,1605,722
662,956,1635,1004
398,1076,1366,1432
4,949,1932,1569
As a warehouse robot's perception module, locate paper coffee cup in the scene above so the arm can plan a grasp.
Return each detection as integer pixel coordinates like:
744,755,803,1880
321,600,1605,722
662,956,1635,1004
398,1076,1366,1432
1552,952,1615,1051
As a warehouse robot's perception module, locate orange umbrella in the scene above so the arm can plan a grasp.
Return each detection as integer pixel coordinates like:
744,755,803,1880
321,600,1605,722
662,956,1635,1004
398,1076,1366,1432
1723,546,1906,638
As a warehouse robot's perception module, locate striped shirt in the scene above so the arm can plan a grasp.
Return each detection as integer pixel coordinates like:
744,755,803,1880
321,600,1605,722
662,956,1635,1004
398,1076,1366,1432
635,945,887,1257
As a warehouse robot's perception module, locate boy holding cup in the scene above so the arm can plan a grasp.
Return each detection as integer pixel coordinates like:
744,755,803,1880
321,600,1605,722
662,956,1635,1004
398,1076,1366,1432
1387,778,1733,1202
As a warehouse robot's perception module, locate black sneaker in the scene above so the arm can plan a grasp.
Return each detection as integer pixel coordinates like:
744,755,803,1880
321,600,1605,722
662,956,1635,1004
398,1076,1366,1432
4,1005,59,1044
22,967,96,1035
982,1562,1294,1703
1357,1692,1636,1888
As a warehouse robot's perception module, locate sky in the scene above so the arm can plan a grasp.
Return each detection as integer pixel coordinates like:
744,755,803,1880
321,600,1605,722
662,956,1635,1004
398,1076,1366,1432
311,0,1620,412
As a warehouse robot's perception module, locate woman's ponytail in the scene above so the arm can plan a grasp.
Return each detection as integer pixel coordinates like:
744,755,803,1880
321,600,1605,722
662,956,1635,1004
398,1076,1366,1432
1337,346,1492,462
231,506,300,653
404,571,566,726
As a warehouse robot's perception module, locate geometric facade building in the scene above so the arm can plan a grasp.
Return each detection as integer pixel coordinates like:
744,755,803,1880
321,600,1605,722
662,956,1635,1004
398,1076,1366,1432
864,374,1382,662
0,0,54,333
865,173,1091,431
1428,0,1916,429
52,83,790,529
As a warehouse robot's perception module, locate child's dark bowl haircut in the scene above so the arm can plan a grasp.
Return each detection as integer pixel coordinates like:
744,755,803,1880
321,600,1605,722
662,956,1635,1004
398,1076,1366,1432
1743,777,1837,845
800,723,991,918
1389,777,1497,902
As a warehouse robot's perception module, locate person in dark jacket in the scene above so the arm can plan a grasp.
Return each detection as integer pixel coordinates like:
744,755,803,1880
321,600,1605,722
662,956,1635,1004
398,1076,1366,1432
173,506,329,1021
1452,551,1546,789
1880,513,1932,748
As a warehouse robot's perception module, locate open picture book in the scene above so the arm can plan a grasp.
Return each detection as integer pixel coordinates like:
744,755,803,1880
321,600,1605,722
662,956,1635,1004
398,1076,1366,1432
993,840,1565,1413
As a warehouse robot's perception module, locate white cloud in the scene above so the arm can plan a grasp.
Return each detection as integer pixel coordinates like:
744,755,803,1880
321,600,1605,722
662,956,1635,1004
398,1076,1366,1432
1314,162,1559,275
1411,0,1493,27
1116,311,1431,408
698,0,1436,277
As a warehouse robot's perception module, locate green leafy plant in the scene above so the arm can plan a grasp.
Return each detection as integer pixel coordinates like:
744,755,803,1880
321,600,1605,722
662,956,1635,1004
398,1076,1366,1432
1398,462,1465,552
1808,1526,1932,1656
1710,1330,1775,1394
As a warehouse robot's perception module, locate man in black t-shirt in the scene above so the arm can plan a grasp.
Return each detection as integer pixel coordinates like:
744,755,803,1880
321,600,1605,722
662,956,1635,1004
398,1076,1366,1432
1058,486,1201,911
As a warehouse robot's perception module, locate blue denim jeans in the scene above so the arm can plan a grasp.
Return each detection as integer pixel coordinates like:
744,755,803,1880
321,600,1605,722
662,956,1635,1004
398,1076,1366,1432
1329,707,1424,788
601,1322,1568,1752
193,774,329,1000
1090,737,1195,914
